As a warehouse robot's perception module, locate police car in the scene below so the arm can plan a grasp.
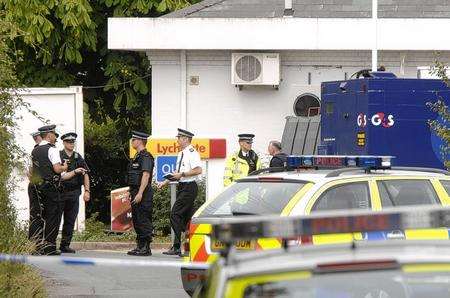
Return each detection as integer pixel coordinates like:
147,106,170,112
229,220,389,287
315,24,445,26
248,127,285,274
182,155,450,293
193,206,450,298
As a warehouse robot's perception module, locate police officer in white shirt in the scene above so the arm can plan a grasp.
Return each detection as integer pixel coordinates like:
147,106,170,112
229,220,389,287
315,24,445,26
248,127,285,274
157,128,202,256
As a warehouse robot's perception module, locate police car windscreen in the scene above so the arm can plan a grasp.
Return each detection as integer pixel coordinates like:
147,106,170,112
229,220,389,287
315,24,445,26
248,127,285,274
199,181,306,217
243,270,450,298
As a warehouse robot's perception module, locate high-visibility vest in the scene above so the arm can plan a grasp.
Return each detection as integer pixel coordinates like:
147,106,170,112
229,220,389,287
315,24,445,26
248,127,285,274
223,151,261,187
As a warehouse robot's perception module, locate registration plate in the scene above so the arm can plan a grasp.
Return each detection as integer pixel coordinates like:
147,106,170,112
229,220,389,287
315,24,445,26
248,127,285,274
211,240,255,251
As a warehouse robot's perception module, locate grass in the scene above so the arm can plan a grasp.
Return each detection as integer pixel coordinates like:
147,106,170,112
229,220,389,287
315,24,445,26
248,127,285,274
0,222,47,297
72,213,171,243
0,263,46,297
71,230,171,243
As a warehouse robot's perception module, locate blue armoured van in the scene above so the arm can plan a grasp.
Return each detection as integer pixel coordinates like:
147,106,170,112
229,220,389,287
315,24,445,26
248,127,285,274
320,72,449,168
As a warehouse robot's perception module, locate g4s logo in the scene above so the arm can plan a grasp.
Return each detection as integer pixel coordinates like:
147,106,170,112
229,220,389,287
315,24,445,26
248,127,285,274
371,112,395,128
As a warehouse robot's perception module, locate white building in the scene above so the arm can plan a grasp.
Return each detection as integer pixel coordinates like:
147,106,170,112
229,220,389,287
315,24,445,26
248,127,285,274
108,0,450,199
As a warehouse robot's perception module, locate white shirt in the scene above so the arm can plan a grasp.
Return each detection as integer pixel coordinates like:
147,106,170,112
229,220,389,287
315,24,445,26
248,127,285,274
40,141,62,165
176,144,202,182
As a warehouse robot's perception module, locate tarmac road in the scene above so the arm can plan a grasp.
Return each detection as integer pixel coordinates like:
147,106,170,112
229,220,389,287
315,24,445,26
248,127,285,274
35,250,189,298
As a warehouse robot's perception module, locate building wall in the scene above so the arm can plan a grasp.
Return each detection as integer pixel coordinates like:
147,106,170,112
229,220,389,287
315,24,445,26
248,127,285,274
148,49,450,199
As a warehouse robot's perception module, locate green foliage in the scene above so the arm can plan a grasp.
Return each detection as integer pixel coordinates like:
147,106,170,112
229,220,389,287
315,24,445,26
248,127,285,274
152,181,206,235
428,58,450,169
0,14,46,297
77,212,106,242
2,0,200,225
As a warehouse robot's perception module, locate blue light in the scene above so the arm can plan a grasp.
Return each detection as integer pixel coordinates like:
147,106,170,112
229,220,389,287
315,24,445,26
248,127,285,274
287,155,302,168
346,157,357,167
302,156,314,166
357,156,382,168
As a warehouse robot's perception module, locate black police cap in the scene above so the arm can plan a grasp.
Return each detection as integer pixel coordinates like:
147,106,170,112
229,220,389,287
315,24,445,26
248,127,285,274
131,130,150,140
176,128,194,138
238,133,255,143
61,132,78,141
38,124,59,138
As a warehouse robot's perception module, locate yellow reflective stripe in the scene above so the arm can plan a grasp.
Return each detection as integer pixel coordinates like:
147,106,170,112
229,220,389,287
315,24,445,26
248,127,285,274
195,223,212,234
403,263,450,273
225,271,311,298
256,238,281,249
281,183,314,216
369,179,382,211
312,233,358,245
405,228,449,240
189,234,205,261
432,179,450,206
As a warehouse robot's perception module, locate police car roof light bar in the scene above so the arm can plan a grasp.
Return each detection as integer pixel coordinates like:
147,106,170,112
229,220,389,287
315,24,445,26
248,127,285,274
286,155,393,171
212,206,450,243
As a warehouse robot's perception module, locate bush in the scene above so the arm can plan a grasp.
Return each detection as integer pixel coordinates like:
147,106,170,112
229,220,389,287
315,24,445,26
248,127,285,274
152,180,206,236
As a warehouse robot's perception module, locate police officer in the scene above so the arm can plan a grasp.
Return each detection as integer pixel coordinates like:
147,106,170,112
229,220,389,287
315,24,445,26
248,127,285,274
31,125,85,255
158,128,202,256
28,131,44,243
268,140,288,168
223,134,261,187
126,131,154,256
59,132,90,253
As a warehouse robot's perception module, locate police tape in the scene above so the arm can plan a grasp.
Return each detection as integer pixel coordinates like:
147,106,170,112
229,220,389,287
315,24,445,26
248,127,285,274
0,253,210,269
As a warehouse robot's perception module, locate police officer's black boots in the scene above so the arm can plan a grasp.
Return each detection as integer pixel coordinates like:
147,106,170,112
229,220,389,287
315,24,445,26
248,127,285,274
134,239,152,257
162,245,182,256
127,240,141,255
60,244,76,253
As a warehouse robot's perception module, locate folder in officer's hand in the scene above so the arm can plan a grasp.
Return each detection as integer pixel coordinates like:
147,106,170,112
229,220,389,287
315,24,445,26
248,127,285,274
163,174,177,181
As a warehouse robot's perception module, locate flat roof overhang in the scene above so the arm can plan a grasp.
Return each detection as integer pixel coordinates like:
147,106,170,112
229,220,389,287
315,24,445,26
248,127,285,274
108,17,450,51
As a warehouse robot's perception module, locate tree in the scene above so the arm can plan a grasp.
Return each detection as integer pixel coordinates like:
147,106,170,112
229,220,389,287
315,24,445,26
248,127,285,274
1,0,199,223
428,58,450,169
0,13,46,296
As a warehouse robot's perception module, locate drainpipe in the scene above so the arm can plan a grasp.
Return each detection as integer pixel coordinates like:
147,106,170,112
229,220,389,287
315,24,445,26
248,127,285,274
284,0,294,17
180,50,187,129
372,0,378,72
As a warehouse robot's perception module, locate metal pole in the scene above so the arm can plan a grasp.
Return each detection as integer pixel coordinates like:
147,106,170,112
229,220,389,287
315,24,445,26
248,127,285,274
169,182,178,243
372,0,378,72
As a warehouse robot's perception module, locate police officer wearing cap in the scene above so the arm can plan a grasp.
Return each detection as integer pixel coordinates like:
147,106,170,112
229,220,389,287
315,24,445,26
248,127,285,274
59,132,90,253
223,134,262,187
158,128,202,256
31,125,85,255
126,131,154,256
28,131,43,242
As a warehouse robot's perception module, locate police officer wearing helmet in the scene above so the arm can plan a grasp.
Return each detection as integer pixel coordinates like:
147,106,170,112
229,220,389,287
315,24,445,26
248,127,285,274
223,134,261,187
127,131,154,256
158,128,202,256
59,132,90,253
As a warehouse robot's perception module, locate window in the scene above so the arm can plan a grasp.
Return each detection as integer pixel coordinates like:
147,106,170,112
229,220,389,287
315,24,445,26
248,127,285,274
243,270,450,298
377,180,439,207
293,93,321,117
312,182,370,212
440,180,450,196
199,181,307,218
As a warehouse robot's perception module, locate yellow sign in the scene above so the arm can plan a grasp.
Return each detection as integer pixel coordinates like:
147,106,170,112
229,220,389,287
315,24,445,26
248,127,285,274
130,138,226,159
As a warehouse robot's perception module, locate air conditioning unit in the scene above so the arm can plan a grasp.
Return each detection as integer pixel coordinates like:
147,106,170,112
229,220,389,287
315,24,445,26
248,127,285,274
231,53,280,89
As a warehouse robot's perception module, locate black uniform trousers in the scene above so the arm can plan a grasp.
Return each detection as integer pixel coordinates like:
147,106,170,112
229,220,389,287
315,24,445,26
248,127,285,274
28,183,44,242
171,182,198,249
130,187,153,242
36,183,63,252
60,190,80,247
